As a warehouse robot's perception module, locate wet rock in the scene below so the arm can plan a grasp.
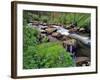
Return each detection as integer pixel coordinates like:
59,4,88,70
69,27,77,33
45,28,57,34
60,35,71,41
76,40,90,57
51,32,61,38
38,24,48,29
63,38,77,53
43,23,47,26
65,25,71,29
76,57,90,66
79,28,85,32
48,25,54,28
47,35,58,42
63,39,77,46
40,29,46,33
61,35,68,41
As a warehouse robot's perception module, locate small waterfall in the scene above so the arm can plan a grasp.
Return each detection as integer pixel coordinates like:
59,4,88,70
67,45,76,66
69,45,73,53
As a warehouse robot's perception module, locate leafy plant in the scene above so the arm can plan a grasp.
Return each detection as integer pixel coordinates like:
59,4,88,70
36,42,74,68
23,31,74,69
23,25,40,53
40,16,49,23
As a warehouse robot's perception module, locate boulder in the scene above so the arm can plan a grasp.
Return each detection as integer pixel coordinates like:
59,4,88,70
79,28,85,32
69,28,77,33
48,25,54,28
43,23,47,26
60,35,70,41
45,28,57,34
65,25,71,29
47,35,58,42
76,57,90,66
76,40,90,57
51,32,61,38
63,39,77,52
40,29,46,33
63,39,77,46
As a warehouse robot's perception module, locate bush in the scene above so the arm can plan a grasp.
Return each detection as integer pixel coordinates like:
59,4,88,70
23,46,38,69
40,16,49,23
23,26,40,50
24,41,74,69
36,42,74,68
23,26,41,69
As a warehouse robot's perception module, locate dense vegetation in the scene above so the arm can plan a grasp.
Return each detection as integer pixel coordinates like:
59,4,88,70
23,26,74,69
23,10,90,28
23,10,91,68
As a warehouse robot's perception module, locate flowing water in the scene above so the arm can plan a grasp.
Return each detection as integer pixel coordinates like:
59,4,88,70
30,24,91,65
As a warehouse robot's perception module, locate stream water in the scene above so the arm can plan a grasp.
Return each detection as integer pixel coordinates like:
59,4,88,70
53,25,90,47
29,24,91,63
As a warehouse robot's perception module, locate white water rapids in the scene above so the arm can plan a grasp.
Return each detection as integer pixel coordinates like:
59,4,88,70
29,23,91,47
53,25,90,46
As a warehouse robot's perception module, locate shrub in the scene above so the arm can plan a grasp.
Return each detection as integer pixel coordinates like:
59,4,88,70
23,46,38,69
23,26,41,69
23,41,74,69
40,16,49,23
36,42,74,68
23,26,40,50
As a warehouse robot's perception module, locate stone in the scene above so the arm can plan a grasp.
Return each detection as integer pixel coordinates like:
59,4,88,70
63,39,77,46
63,39,77,52
61,35,70,41
47,35,58,42
76,57,90,66
40,29,46,33
45,28,57,34
76,41,90,57
48,25,54,28
32,21,39,25
43,23,47,26
69,28,77,33
79,28,85,32
65,25,71,29
51,32,61,38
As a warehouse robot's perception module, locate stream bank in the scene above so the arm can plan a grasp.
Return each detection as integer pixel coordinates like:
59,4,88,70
28,23,91,66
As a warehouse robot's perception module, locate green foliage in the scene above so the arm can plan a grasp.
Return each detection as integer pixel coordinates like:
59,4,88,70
24,40,74,69
32,14,40,21
23,46,38,69
58,13,68,25
23,26,41,69
23,26,40,51
23,27,74,69
23,10,90,28
23,11,90,69
23,11,33,25
40,16,49,23
65,13,90,28
36,42,74,68
23,11,40,25
41,36,49,43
